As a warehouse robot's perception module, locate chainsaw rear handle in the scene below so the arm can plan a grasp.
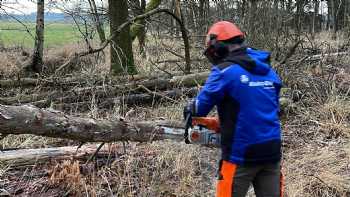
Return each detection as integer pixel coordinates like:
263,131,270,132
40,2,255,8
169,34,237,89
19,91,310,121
184,113,192,144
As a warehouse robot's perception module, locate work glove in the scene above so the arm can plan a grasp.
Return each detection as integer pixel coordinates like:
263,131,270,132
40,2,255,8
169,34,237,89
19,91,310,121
183,99,196,144
183,99,196,121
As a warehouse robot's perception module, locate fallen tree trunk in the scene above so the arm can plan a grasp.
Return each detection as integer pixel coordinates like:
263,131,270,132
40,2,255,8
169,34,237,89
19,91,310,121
0,145,115,167
0,77,90,89
0,104,185,143
70,71,209,94
0,71,209,105
0,93,46,105
0,92,59,105
33,87,199,109
0,70,194,89
0,78,39,88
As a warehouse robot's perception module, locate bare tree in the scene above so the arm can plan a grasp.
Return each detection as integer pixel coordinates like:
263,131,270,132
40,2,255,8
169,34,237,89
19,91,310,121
108,0,136,75
311,0,320,39
29,0,45,73
87,0,106,43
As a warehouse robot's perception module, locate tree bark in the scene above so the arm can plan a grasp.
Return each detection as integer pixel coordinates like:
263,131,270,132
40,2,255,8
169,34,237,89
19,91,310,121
0,104,184,143
328,0,339,39
198,0,206,35
173,0,191,74
295,0,305,37
30,0,45,73
174,0,181,36
311,0,320,39
108,0,136,75
248,0,258,44
133,0,147,55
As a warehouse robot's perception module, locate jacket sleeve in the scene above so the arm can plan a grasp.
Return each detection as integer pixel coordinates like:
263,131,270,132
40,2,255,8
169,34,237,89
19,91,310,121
194,67,229,117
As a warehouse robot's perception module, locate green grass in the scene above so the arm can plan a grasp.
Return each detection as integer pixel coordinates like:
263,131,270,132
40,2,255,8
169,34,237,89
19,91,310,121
0,21,84,48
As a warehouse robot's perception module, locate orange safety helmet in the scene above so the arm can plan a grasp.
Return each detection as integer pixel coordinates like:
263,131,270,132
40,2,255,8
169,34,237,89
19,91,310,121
206,21,244,44
204,21,244,64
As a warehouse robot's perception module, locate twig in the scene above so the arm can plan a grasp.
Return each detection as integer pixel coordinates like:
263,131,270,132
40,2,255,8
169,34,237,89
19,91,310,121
175,62,187,74
156,58,204,64
86,142,105,163
163,45,185,59
76,142,86,152
149,58,173,77
138,85,180,104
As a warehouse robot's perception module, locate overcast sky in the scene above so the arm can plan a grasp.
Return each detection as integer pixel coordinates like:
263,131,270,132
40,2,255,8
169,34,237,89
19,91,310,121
2,0,328,15
0,0,87,14
1,0,36,14
1,0,59,14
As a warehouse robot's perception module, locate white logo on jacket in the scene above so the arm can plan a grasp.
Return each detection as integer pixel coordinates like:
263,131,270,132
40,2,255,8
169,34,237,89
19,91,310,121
240,75,249,83
249,81,275,89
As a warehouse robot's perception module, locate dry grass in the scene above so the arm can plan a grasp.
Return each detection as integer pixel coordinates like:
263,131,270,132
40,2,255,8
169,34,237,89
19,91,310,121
42,141,218,196
1,139,349,196
0,51,23,78
312,31,349,51
1,134,74,150
49,160,82,191
284,144,350,197
316,97,350,138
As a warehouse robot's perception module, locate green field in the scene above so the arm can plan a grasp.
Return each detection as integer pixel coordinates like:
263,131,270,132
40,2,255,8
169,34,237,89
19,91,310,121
0,22,84,48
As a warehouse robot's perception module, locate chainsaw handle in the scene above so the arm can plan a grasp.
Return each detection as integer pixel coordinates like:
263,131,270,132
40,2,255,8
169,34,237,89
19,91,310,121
184,113,192,144
192,117,220,133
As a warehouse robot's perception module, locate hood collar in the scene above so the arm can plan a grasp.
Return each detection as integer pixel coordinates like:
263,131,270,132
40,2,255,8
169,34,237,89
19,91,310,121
217,47,271,75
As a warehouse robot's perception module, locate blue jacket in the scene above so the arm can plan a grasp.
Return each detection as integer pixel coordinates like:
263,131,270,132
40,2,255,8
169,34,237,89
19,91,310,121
195,47,282,165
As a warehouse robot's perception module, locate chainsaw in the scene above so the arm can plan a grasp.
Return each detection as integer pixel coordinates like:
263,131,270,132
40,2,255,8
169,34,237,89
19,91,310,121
184,115,221,147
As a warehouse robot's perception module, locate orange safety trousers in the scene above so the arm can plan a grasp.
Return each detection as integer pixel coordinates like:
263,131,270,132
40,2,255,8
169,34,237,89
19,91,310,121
216,160,284,197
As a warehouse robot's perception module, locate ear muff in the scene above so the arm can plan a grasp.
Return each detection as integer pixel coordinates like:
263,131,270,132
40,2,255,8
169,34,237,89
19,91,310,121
204,34,229,65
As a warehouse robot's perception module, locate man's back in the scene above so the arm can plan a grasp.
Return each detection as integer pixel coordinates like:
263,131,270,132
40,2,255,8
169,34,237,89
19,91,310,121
184,20,284,197
196,47,282,165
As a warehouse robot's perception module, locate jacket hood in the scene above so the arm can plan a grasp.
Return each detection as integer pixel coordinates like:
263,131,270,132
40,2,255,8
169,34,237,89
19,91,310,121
220,47,271,75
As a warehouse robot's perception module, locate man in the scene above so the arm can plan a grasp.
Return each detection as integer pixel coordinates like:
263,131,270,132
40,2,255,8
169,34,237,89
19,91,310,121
184,21,283,197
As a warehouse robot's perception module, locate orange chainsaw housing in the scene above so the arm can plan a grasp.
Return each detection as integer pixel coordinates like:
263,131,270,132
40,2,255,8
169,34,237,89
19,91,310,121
192,117,220,133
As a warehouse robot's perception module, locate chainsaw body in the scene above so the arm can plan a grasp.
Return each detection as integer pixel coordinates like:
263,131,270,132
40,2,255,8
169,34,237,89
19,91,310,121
187,117,221,147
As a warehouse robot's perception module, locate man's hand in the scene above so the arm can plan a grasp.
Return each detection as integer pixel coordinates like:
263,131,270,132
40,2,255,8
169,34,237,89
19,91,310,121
183,99,196,144
183,99,196,122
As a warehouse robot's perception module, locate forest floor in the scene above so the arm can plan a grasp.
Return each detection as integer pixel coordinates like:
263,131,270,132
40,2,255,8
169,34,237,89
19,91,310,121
0,32,349,197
